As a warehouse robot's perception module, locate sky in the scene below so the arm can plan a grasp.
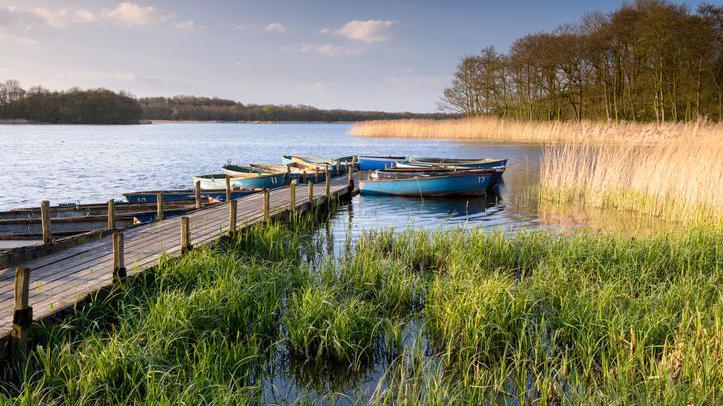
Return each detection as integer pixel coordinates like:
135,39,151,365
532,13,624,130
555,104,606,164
0,0,710,112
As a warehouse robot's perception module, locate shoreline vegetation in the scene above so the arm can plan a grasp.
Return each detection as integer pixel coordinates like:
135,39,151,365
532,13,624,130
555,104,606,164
2,220,719,403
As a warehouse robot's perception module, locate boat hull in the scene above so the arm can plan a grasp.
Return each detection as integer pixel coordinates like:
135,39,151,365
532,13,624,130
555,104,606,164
193,174,287,190
124,188,256,203
397,158,508,169
359,172,493,197
358,156,406,171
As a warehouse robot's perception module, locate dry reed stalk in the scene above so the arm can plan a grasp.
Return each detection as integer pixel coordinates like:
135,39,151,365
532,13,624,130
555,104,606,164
351,117,722,144
539,134,723,221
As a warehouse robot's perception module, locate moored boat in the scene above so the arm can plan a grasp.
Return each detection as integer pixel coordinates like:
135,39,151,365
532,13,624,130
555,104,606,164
397,157,508,169
194,173,287,190
124,188,258,203
357,155,406,171
282,155,338,171
359,169,496,197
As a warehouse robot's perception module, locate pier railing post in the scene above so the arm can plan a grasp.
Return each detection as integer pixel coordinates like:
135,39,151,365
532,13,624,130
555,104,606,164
11,266,32,357
308,180,314,207
40,200,52,244
325,170,330,198
229,199,237,236
263,189,270,223
112,232,126,285
314,168,319,183
290,181,297,214
225,176,231,202
107,199,116,230
156,193,164,221
347,158,355,192
181,216,191,254
194,180,202,209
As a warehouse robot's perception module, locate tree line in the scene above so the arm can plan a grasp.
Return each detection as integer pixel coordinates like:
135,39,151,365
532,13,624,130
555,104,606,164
138,96,449,122
0,80,449,124
441,1,722,122
0,80,142,124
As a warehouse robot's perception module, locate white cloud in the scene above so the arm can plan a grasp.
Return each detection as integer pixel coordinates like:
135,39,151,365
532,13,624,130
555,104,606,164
263,22,286,32
293,43,362,56
175,19,203,31
321,20,395,43
0,31,39,47
102,2,160,27
29,7,98,28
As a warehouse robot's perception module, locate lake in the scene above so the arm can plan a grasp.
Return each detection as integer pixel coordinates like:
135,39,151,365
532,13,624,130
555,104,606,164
0,122,636,244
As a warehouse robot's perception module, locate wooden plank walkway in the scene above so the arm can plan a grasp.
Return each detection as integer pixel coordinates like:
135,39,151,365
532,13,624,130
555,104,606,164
0,175,355,340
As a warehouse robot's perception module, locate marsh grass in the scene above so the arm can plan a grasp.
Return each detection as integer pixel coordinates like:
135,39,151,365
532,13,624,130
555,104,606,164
351,117,722,144
540,135,723,222
2,219,720,404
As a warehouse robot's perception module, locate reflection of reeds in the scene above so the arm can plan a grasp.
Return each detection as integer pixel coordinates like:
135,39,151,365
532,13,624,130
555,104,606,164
351,117,722,143
540,135,723,221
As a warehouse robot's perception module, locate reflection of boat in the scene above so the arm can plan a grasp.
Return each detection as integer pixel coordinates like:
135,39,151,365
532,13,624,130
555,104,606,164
360,169,496,197
124,188,258,203
358,156,406,171
194,173,286,190
397,157,508,169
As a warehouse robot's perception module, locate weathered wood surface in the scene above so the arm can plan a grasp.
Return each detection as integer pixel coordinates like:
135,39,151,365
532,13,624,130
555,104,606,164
0,175,355,339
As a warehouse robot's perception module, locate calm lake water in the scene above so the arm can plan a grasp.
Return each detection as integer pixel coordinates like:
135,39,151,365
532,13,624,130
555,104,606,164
0,122,557,235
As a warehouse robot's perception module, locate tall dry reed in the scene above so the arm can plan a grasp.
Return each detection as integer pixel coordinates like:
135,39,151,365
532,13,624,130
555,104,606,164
540,135,723,220
351,117,721,144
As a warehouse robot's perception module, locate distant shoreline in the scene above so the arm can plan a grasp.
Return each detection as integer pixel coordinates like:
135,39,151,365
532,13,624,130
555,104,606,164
0,119,359,125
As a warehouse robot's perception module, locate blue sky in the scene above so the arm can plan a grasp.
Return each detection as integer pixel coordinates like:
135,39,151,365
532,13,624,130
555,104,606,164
0,0,709,112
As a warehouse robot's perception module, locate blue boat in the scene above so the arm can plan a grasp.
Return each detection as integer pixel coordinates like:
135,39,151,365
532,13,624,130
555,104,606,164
397,157,508,169
357,155,406,171
195,173,287,190
359,169,495,197
124,188,258,203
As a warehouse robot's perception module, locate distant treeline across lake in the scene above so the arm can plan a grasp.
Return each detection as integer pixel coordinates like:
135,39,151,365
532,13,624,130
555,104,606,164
0,80,450,124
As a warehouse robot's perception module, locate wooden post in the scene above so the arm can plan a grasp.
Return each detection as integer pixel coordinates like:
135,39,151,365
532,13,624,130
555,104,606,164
107,199,116,230
40,200,52,244
308,180,314,206
263,189,270,223
286,166,291,183
156,192,164,221
314,168,319,183
181,216,191,254
112,232,126,285
225,176,231,202
325,171,331,197
347,159,355,192
289,181,297,213
229,199,237,235
11,266,32,356
194,180,202,209
302,171,307,184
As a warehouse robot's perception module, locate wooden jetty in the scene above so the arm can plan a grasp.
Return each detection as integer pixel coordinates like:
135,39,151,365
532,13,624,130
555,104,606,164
0,172,357,359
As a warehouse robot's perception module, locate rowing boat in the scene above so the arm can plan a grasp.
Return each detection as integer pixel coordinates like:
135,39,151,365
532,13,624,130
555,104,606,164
124,188,258,203
357,155,406,171
396,157,508,169
359,169,496,197
194,173,287,190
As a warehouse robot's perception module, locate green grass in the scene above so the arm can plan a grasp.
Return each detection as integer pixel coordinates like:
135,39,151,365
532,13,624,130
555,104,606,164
1,220,720,404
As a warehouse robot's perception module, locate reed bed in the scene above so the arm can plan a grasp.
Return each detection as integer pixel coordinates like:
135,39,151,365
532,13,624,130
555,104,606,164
351,117,722,144
2,222,720,404
540,134,723,221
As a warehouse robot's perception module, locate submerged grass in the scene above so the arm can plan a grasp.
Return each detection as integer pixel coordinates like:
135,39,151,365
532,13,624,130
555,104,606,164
1,218,720,404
